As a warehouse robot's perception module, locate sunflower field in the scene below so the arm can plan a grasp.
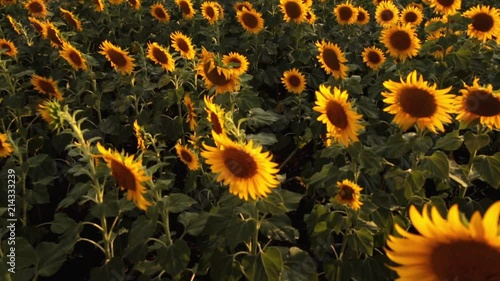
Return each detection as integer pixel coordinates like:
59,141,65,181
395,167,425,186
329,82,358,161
1,0,500,280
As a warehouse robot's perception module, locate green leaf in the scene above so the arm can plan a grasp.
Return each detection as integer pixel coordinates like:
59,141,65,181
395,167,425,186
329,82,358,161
247,132,278,146
242,247,283,281
464,131,490,154
159,239,190,277
128,215,157,247
281,247,318,281
178,211,209,236
27,154,48,168
256,189,302,215
36,240,74,276
260,214,299,243
247,108,281,128
57,182,90,209
209,249,243,281
449,160,471,188
358,149,383,175
419,151,450,180
434,130,463,151
51,213,78,234
404,170,425,195
224,217,257,250
164,193,197,213
347,228,374,256
472,153,500,188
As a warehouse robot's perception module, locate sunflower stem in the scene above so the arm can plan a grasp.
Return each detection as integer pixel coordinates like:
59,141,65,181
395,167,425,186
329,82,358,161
251,201,260,255
279,146,299,171
162,208,173,246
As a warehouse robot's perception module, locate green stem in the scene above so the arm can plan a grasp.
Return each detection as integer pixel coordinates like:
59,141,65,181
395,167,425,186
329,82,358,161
162,208,173,246
461,149,478,198
278,146,298,171
251,201,260,255
335,233,349,281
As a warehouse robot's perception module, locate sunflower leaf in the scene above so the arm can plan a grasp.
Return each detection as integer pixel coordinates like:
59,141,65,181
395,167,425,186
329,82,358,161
419,151,450,180
434,130,463,151
260,214,299,243
472,153,500,189
164,193,197,213
464,131,490,154
241,247,283,281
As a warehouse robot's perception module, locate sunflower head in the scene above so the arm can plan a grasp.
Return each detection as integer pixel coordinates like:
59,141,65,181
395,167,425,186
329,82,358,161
42,22,65,48
59,8,83,31
127,0,140,10
0,38,18,57
334,2,358,25
362,46,386,70
146,42,175,72
401,6,423,26
24,0,48,18
175,0,196,20
32,75,63,100
133,120,146,150
201,1,222,25
333,179,363,210
305,10,316,24
7,15,22,35
375,1,399,27
197,48,240,94
455,78,500,129
315,40,349,80
38,99,65,131
279,0,307,24
463,5,500,42
234,1,253,12
355,7,370,25
60,42,88,71
184,94,198,131
0,133,14,158
237,8,265,34
204,95,226,136
429,0,461,15
381,23,421,61
281,68,307,94
93,0,105,12
29,17,45,34
175,141,200,171
170,31,196,60
150,3,170,22
222,52,249,76
99,40,135,75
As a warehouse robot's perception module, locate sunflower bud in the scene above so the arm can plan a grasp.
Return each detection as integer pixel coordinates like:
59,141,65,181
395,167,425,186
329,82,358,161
38,99,65,131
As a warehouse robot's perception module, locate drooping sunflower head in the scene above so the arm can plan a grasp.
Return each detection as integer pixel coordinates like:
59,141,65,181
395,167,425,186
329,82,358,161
150,3,170,22
96,143,152,211
281,68,307,94
197,48,240,94
333,179,363,210
201,133,280,201
32,75,63,101
362,46,386,70
429,0,461,15
455,78,500,129
236,8,265,34
204,95,226,136
29,17,45,34
127,0,140,10
42,22,65,48
59,8,83,31
0,133,14,158
38,99,64,131
24,0,48,18
133,120,146,150
401,6,423,26
375,1,399,27
382,70,456,133
313,84,364,147
184,94,198,131
0,38,18,57
463,5,500,42
381,24,421,61
146,42,175,72
201,1,221,25
222,52,249,76
355,6,370,25
175,0,196,20
99,40,135,75
234,1,253,12
175,141,200,171
170,31,196,60
334,2,359,25
315,40,349,80
279,0,307,24
59,42,88,71
386,201,500,281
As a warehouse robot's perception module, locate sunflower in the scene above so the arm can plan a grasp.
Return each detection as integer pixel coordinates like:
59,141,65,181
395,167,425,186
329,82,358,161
99,40,135,75
381,24,421,61
213,2,224,19
305,10,316,24
408,3,424,12
150,3,170,22
201,133,280,201
375,1,399,27
386,201,500,281
42,22,64,48
133,120,146,150
222,52,249,76
184,94,198,131
7,15,22,35
0,39,18,57
38,99,64,131
455,78,500,129
127,0,140,10
428,0,461,15
201,1,221,25
32,75,63,100
279,0,307,24
315,40,349,80
463,5,500,42
146,42,175,72
334,2,358,25
0,133,14,158
59,8,83,31
108,0,123,5
175,141,200,171
0,0,17,6
356,7,370,25
170,31,196,60
333,179,363,210
382,70,455,133
197,47,240,94
93,0,105,12
24,0,48,18
29,17,45,34
234,1,252,12
175,0,196,20
401,6,423,26
313,85,364,147
362,46,386,70
59,42,88,71
372,0,393,5
204,95,226,136
237,8,265,34
96,143,151,211
281,68,307,94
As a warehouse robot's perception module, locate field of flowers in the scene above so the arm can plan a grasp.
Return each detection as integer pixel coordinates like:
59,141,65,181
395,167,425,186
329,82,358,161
1,0,500,280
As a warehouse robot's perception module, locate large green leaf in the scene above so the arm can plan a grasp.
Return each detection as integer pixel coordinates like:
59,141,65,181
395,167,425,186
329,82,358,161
347,228,374,256
178,211,210,236
242,247,283,281
163,193,197,213
472,153,500,188
35,240,75,276
260,214,299,243
159,239,190,277
128,215,157,247
464,131,490,154
434,130,463,151
209,249,243,281
281,247,318,281
419,151,450,180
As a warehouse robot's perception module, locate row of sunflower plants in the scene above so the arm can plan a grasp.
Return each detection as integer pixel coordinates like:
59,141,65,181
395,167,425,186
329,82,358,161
0,0,499,280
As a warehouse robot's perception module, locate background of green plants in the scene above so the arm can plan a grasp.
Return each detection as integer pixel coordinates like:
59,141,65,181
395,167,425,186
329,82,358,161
1,0,499,280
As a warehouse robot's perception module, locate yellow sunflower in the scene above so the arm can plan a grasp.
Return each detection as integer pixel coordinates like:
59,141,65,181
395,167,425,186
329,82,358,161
315,40,349,80
197,47,240,94
59,8,83,31
213,2,224,19
305,10,316,24
175,141,200,171
7,15,22,35
408,3,424,12
42,22,65,48
237,8,265,34
356,7,370,25
24,0,48,18
96,143,151,211
32,75,63,101
362,46,386,70
455,78,500,129
313,85,364,147
372,0,393,5
0,39,18,57
201,1,221,25
201,133,280,201
133,120,146,150
204,95,226,136
59,42,88,71
93,0,105,12
170,31,196,60
333,179,363,210
38,99,64,131
222,52,249,76
429,0,461,15
381,24,421,61
1,0,17,6
108,0,123,5
281,68,307,94
127,0,140,10
0,133,14,158
386,201,500,281
146,42,175,72
29,17,45,34
176,0,196,20
184,94,198,131
334,2,358,25
463,5,500,42
279,0,307,24
234,1,253,12
375,1,399,27
99,40,135,75
150,3,170,22
382,70,455,133
401,6,423,26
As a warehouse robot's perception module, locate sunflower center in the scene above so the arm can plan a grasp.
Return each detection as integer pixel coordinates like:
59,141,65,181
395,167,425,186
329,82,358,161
367,51,381,64
29,2,43,13
110,159,138,191
436,0,454,7
326,101,348,129
404,12,417,23
430,240,500,281
176,38,190,53
222,147,258,178
180,150,193,163
472,13,494,32
1,43,12,52
210,111,223,134
203,61,231,86
322,48,341,71
152,47,168,64
107,49,127,67
228,58,242,69
357,11,366,22
0,141,4,149
339,185,354,200
288,75,301,87
206,6,215,18
32,22,44,33
38,80,56,94
381,9,394,22
128,0,137,6
466,90,500,117
284,2,302,19
154,7,167,18
179,1,191,15
242,13,258,28
399,87,437,118
338,6,353,21
47,28,63,47
69,51,83,66
390,30,412,51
